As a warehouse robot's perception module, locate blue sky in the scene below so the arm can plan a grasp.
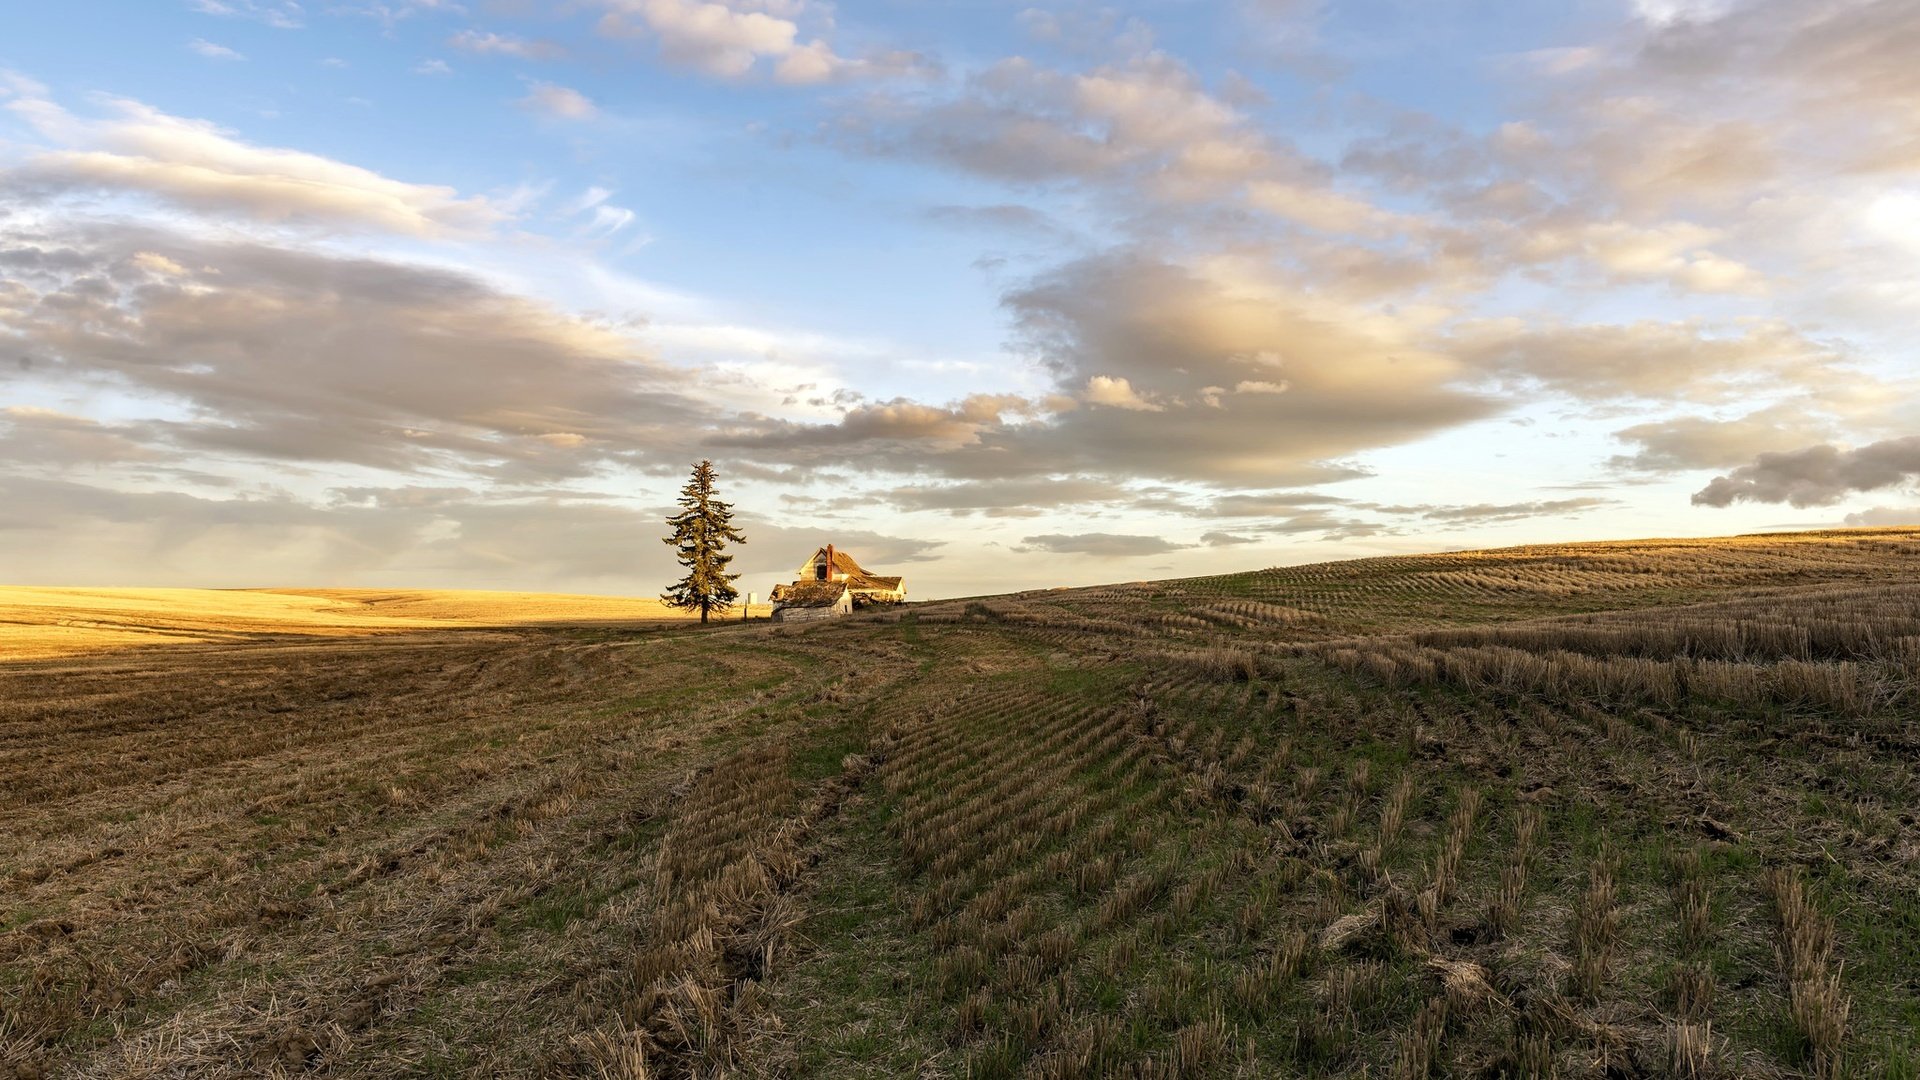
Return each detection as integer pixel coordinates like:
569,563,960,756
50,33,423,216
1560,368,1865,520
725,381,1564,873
2,0,1917,599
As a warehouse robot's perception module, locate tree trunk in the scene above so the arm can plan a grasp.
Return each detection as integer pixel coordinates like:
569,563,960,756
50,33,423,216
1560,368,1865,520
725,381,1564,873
700,604,709,625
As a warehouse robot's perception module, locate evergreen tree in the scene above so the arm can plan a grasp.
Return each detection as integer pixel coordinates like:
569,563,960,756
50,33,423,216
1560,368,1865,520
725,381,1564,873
660,459,746,624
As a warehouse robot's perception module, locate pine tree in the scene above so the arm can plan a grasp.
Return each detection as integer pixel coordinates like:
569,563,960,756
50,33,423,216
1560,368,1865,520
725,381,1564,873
660,459,746,624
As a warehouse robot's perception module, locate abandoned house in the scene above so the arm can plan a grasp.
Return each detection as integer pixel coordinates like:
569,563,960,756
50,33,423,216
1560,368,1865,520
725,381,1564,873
768,545,906,622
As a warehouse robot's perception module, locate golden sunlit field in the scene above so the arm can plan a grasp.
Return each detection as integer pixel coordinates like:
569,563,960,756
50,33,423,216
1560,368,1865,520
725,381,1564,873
0,588,772,660
5,530,1920,1078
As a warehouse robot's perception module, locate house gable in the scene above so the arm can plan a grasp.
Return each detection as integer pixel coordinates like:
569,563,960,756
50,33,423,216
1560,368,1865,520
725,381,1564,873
795,544,872,583
772,544,906,619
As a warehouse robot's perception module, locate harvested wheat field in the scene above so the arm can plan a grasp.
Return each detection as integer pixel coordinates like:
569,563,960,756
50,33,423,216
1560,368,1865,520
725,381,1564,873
0,587,772,661
5,529,1920,1078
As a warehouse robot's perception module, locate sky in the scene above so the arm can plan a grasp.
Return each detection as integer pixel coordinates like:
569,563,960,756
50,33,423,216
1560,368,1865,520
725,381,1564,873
2,0,1918,601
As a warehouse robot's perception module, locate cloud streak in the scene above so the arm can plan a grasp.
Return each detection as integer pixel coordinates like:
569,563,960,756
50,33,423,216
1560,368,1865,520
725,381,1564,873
1,86,499,235
188,39,246,60
188,0,302,29
450,29,567,60
8,0,1920,594
1018,532,1191,557
1693,437,1920,508
594,0,919,84
519,81,598,120
0,224,730,481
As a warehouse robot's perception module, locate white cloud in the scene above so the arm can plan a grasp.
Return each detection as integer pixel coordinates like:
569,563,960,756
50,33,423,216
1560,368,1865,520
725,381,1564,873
1632,0,1738,25
1451,318,1855,402
1675,251,1765,294
189,0,304,29
9,1,1920,594
188,38,246,60
413,58,453,75
1504,219,1767,293
586,204,637,235
596,0,863,83
129,251,190,276
449,29,566,60
601,0,799,77
1521,46,1602,76
334,0,464,29
1862,191,1920,256
570,185,613,213
842,51,1324,210
773,39,841,85
2,85,500,235
1084,375,1163,411
1244,180,1415,235
518,81,598,120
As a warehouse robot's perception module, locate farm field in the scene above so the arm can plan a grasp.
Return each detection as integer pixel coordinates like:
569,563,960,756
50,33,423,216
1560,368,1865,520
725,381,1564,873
0,587,771,661
5,529,1920,1077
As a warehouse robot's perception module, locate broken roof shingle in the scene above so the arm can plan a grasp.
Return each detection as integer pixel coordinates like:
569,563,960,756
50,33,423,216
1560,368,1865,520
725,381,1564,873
770,580,849,607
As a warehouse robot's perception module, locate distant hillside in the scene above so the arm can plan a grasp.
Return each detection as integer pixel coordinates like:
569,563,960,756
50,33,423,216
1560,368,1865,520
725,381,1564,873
0,586,771,660
963,526,1920,636
6,528,1919,1076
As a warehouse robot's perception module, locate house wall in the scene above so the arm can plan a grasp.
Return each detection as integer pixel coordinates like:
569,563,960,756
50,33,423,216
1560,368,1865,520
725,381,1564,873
771,595,852,622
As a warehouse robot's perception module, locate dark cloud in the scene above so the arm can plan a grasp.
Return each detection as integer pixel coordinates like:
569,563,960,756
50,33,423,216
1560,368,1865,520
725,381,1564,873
0,474,429,582
989,253,1494,482
1842,506,1920,527
726,462,843,486
447,29,569,61
9,3,1920,599
924,203,1064,236
1414,497,1613,524
713,394,1037,453
0,473,942,589
0,89,499,235
1692,436,1920,508
1189,496,1613,540
1017,532,1191,557
0,224,734,483
1451,320,1849,402
1202,491,1353,517
836,53,1300,191
1339,112,1496,198
1249,509,1387,538
328,485,480,510
1611,410,1834,471
736,523,945,572
0,407,169,468
884,477,1123,516
1632,0,1920,135
708,253,1492,489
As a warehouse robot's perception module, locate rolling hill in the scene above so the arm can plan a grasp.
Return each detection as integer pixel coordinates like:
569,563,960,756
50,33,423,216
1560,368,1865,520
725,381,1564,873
0,587,771,660
4,529,1917,1078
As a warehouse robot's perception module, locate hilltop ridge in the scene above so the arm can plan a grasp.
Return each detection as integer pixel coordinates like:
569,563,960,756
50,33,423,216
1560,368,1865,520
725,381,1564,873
6,527,1919,1075
7,529,1916,662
